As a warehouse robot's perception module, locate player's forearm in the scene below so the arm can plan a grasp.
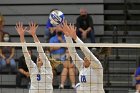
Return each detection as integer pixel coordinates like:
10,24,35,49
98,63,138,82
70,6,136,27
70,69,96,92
65,36,77,59
65,36,83,67
32,35,40,43
20,36,27,56
75,37,102,68
20,35,25,43
34,40,51,68
21,43,33,69
32,35,44,54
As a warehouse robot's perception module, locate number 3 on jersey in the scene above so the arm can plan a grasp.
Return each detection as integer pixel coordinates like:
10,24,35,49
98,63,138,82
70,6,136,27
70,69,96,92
81,75,86,83
37,74,41,81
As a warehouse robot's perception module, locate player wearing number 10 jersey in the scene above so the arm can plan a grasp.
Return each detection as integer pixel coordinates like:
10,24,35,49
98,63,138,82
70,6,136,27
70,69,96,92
16,22,53,93
59,21,105,93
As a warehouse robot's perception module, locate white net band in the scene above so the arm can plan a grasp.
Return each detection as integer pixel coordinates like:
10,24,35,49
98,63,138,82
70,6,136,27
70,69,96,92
0,42,140,48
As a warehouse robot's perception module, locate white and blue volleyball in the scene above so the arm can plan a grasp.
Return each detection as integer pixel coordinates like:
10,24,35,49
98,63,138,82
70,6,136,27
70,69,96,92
49,10,64,26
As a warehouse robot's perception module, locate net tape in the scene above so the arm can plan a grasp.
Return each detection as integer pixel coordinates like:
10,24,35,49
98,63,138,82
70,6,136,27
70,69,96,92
0,42,140,48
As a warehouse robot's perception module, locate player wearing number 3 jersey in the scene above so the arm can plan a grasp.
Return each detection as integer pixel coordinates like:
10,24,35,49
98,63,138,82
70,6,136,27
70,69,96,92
59,21,105,93
15,22,53,93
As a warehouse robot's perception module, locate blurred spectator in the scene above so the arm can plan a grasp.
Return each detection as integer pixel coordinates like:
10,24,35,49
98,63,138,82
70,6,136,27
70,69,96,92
45,47,63,76
45,47,51,59
76,8,95,43
0,14,5,42
98,47,112,87
16,48,37,88
0,33,16,73
46,27,77,89
59,49,75,89
49,31,66,61
45,9,58,42
135,66,140,93
50,31,76,88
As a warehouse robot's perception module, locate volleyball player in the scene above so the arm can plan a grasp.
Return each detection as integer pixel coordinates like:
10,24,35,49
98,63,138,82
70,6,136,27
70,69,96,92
15,22,53,93
57,21,105,93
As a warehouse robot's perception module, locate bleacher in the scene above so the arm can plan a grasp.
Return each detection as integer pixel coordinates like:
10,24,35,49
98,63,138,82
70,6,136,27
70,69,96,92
0,0,140,93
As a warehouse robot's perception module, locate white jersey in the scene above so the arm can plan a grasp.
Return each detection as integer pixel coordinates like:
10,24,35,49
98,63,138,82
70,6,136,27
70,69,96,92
65,36,104,93
22,43,53,93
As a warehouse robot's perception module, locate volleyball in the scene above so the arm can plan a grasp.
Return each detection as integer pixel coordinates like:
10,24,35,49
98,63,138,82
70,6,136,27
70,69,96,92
49,10,65,26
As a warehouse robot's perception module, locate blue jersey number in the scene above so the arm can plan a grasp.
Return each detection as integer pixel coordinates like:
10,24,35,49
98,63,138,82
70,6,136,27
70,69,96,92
37,74,41,81
81,75,86,83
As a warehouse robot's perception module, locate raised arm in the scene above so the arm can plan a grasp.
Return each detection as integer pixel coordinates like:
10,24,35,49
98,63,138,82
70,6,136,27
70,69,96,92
75,37,102,68
27,22,51,68
15,22,35,73
59,21,102,68
64,36,83,69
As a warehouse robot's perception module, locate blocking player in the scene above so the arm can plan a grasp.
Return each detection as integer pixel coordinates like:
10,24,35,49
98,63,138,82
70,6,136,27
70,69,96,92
15,22,53,93
58,21,105,93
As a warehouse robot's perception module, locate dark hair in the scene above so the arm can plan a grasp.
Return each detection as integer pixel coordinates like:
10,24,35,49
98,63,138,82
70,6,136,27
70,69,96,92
45,47,50,52
27,47,33,53
57,31,62,36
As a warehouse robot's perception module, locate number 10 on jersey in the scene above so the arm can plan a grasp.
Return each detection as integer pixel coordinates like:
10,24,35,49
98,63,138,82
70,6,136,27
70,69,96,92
81,75,86,83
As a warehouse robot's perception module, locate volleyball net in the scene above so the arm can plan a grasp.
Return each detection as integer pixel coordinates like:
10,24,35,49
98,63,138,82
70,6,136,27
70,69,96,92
0,42,139,93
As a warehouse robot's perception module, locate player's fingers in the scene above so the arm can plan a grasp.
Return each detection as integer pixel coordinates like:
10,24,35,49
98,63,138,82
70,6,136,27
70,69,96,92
36,24,38,29
18,21,21,27
68,23,72,31
64,20,67,26
33,22,36,27
55,25,60,30
60,23,64,29
29,21,33,27
65,20,68,25
31,21,34,27
20,22,23,27
15,23,18,28
15,23,20,31
15,26,17,31
69,23,71,27
74,26,77,31
29,22,31,28
24,27,27,31
72,23,75,28
33,22,37,27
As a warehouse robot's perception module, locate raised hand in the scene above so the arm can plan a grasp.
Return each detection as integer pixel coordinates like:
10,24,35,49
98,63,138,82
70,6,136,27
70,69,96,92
61,21,77,40
56,20,70,36
15,22,27,36
27,22,38,36
68,23,77,40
